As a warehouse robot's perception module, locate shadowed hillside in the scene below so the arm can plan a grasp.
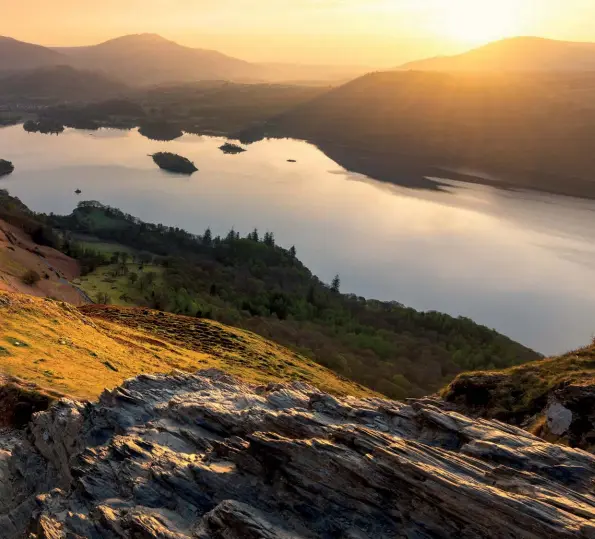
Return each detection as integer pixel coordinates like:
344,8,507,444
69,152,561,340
0,65,127,104
269,70,595,198
0,36,66,71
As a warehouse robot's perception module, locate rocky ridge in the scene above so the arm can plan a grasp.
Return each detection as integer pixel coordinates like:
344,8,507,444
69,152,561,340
2,370,595,538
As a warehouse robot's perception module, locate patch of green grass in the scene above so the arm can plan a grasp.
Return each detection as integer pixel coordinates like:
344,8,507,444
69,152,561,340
78,264,164,307
0,346,11,357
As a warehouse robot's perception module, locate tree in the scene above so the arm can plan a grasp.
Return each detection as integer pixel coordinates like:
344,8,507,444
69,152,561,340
128,272,139,285
95,292,111,304
203,227,212,246
226,228,237,242
331,274,341,293
22,270,41,286
263,232,275,247
248,228,259,242
289,246,297,258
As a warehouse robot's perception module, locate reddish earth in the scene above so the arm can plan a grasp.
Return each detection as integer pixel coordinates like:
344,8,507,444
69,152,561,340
0,219,86,305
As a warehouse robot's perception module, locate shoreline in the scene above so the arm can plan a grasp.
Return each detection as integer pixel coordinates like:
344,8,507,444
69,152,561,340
311,139,595,202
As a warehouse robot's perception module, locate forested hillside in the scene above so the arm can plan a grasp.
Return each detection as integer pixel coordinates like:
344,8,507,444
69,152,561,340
35,200,539,398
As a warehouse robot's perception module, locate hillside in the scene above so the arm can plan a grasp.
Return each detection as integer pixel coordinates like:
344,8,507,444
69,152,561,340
0,291,367,402
0,35,66,71
38,81,328,135
399,36,595,72
47,201,539,399
0,65,127,104
54,33,261,85
268,70,595,198
443,341,595,451
0,190,538,399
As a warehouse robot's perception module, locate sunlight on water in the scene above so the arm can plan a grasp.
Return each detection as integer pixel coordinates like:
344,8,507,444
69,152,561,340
1,125,594,354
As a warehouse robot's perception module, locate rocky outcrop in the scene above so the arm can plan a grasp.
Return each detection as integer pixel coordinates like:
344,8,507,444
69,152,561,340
2,370,595,538
442,348,595,452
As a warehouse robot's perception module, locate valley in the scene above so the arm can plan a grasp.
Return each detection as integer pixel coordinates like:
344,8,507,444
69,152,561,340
2,20,595,536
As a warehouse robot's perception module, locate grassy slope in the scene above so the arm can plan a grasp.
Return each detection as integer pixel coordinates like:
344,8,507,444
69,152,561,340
0,291,369,401
442,342,595,447
76,263,164,306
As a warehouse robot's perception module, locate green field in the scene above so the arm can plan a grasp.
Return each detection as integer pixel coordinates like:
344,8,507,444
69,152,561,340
76,263,164,306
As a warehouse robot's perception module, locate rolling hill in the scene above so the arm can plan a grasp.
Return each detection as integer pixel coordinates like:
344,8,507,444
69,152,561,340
0,291,368,401
0,65,127,103
399,36,595,72
0,35,66,71
55,33,261,85
267,69,595,198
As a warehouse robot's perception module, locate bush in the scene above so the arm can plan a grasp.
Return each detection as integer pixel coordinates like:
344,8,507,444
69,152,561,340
22,270,41,286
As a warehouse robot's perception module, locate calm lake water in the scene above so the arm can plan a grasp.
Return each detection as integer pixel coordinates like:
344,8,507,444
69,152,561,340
1,125,594,355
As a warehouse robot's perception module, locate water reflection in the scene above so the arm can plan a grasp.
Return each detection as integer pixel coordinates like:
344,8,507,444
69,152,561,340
0,125,594,354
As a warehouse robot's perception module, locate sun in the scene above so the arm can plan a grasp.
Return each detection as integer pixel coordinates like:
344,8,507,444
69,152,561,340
436,0,525,44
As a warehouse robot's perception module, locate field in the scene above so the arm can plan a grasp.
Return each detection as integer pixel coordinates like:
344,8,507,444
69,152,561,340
0,291,370,401
76,263,164,306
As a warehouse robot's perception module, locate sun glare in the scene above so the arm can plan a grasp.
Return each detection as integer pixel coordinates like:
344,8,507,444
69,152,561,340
435,0,525,44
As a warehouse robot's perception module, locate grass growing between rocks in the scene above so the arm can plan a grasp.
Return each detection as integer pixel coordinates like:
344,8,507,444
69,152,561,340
0,291,370,400
442,342,595,422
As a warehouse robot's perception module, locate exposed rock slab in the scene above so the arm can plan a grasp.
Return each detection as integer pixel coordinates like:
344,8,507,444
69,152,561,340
1,370,595,537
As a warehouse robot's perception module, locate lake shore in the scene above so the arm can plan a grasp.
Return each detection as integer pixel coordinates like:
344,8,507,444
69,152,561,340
312,139,595,201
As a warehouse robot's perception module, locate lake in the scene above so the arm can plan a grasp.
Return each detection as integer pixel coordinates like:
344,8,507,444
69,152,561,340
1,125,594,355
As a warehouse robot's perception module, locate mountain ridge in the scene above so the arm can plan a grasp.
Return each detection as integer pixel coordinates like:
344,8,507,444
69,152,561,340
399,36,595,72
0,33,367,85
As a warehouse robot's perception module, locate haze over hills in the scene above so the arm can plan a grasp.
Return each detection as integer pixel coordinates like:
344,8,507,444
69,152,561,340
399,36,595,72
268,69,595,198
0,65,127,103
54,33,261,85
0,36,66,71
0,33,367,86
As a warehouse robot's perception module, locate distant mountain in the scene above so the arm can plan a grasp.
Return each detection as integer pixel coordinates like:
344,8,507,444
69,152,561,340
0,65,127,103
399,37,595,72
268,70,595,198
0,36,66,71
54,33,262,85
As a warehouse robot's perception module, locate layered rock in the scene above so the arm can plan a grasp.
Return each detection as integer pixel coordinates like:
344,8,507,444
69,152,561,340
2,370,595,537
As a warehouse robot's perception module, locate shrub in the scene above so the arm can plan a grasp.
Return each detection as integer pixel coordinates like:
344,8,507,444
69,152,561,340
22,270,41,286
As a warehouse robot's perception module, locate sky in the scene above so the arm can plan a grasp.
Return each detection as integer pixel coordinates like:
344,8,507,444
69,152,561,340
2,0,595,66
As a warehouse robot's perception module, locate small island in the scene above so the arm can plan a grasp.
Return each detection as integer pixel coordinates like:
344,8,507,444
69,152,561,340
219,142,246,154
75,189,82,195
23,119,65,135
151,152,198,175
0,159,14,177
287,159,297,163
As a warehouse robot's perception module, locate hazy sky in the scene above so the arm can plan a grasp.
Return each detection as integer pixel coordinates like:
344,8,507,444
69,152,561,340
3,0,595,66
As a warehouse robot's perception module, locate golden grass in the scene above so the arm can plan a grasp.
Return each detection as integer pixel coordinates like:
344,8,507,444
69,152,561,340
0,291,370,401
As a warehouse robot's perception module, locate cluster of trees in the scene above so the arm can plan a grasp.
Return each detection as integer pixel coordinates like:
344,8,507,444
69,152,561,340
43,201,539,398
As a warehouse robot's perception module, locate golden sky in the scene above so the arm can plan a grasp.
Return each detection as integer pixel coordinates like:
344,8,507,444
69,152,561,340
2,0,594,66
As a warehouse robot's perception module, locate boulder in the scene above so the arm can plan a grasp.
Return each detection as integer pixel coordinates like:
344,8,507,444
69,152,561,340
0,370,594,538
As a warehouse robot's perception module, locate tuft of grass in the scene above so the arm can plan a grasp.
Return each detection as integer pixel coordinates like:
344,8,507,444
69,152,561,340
5,337,29,348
